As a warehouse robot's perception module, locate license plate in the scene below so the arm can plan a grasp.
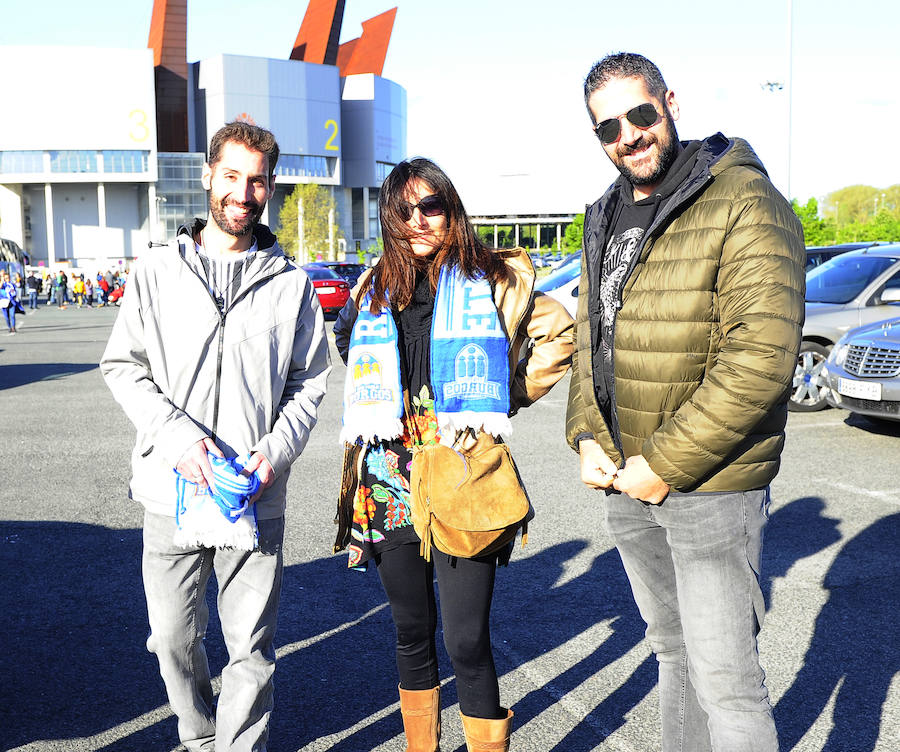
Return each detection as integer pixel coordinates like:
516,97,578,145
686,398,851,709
838,378,882,401
319,286,336,294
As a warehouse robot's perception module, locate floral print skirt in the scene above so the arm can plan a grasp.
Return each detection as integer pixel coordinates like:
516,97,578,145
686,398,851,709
346,386,439,570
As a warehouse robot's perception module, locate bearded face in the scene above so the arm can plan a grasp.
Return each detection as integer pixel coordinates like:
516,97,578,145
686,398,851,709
202,141,273,239
588,76,683,193
208,189,265,237
609,106,680,187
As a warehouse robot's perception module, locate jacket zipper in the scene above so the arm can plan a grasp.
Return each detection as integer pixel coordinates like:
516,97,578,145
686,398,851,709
589,171,714,460
176,239,289,442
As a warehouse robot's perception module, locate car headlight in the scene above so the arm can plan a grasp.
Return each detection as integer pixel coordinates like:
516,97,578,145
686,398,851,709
830,339,850,366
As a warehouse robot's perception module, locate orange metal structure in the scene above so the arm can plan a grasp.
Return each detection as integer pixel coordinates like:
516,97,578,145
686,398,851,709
147,0,188,151
291,1,397,77
290,0,346,65
337,8,397,77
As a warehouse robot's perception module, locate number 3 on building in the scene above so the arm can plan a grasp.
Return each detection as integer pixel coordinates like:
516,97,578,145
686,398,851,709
129,110,149,142
324,119,339,152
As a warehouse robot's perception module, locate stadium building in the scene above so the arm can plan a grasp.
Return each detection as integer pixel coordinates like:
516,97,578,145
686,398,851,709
0,0,406,270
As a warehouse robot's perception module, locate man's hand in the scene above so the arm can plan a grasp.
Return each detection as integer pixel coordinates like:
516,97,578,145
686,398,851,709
242,452,275,504
176,437,224,491
613,455,670,504
579,438,620,490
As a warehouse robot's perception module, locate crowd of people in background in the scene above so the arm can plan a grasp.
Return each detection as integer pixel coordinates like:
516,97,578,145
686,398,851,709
0,267,128,334
18,268,128,311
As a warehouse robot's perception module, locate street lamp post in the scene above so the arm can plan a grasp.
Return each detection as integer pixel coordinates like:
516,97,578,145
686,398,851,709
786,0,794,201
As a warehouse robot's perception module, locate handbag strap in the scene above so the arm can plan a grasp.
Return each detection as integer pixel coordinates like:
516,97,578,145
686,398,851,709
416,447,435,562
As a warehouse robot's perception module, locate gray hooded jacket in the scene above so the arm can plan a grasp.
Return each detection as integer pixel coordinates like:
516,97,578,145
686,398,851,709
100,220,331,519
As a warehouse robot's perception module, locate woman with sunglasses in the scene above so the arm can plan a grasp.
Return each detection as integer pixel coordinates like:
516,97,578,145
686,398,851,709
332,158,573,751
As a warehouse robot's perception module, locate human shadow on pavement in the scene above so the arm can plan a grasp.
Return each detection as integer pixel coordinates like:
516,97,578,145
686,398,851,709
844,412,900,438
7,506,868,752
495,541,655,752
775,512,900,752
285,540,655,752
761,496,841,604
0,520,168,750
0,520,392,751
0,362,98,390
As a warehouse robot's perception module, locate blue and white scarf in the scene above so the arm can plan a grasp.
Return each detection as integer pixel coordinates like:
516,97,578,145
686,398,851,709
173,453,261,550
341,265,511,445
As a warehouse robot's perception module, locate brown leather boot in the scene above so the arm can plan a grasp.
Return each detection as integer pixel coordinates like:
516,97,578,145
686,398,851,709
398,684,441,751
460,708,513,751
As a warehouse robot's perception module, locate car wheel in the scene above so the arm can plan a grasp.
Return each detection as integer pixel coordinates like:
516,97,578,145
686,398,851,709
789,342,831,412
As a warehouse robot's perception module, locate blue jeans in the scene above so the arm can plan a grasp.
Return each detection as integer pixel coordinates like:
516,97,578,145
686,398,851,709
2,304,15,331
28,290,37,308
604,488,778,752
142,511,285,752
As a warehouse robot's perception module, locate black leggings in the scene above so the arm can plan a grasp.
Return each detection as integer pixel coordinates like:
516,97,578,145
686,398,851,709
375,542,504,719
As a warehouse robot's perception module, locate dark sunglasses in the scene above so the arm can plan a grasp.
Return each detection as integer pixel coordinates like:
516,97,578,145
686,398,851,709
400,194,445,221
593,103,661,144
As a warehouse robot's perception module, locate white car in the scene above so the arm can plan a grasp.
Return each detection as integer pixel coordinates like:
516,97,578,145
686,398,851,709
535,253,581,318
792,245,900,412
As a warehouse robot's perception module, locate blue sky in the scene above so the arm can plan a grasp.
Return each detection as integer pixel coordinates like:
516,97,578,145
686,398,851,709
1,0,897,214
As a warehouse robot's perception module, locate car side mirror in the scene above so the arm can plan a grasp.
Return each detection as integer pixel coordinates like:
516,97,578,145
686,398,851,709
881,288,900,303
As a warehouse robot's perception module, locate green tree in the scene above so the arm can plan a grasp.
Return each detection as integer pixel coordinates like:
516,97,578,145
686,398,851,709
823,185,882,224
792,198,829,245
793,187,900,245
476,225,494,246
276,183,342,262
564,213,584,253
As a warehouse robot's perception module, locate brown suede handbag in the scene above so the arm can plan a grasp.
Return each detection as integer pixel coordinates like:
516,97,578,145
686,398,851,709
410,432,531,561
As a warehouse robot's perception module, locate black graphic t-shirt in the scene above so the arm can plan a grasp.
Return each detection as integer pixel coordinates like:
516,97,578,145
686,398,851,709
597,198,659,427
595,140,704,439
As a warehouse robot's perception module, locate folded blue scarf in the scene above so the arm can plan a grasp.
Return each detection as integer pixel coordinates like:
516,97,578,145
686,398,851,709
173,453,261,550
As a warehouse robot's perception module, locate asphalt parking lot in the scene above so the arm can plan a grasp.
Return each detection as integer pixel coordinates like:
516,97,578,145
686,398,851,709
1,304,898,752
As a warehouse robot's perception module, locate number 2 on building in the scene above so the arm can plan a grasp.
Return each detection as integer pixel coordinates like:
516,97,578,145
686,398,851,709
325,119,339,152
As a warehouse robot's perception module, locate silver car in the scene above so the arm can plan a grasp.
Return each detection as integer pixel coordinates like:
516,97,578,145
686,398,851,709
822,317,900,422
791,245,900,412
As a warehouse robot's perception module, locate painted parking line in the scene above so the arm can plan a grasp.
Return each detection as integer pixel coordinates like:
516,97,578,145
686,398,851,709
786,420,848,430
820,478,900,505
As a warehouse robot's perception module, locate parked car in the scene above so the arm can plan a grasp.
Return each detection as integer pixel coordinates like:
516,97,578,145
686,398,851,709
302,265,350,316
822,316,900,422
306,261,367,287
553,251,582,273
804,241,885,272
791,245,900,412
535,253,581,318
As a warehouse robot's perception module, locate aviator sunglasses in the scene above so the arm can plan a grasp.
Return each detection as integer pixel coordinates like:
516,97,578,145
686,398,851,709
400,194,445,221
593,102,661,144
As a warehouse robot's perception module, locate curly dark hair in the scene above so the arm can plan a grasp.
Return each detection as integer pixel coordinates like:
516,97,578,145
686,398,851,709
583,52,669,124
207,121,280,175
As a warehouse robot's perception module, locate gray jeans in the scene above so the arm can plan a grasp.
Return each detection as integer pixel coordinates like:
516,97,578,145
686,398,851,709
604,488,778,752
142,510,285,752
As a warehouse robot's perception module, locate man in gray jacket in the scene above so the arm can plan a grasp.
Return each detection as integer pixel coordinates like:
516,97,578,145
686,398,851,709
101,121,331,751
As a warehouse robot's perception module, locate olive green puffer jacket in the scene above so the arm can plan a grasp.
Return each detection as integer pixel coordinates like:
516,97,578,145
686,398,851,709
566,134,805,492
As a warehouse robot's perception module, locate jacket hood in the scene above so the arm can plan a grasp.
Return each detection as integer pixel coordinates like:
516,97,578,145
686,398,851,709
601,133,768,210
177,217,280,253
703,133,768,179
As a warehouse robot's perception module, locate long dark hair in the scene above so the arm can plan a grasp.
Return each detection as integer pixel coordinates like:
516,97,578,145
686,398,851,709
367,158,507,312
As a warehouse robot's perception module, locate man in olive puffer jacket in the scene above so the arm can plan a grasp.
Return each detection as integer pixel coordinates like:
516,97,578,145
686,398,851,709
566,53,804,751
